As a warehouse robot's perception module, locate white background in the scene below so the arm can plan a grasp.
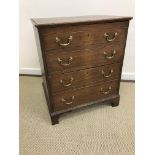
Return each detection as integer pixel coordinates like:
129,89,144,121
19,0,135,80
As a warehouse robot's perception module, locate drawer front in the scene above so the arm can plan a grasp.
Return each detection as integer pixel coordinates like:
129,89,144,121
45,44,124,73
52,80,118,111
40,22,128,51
49,63,121,93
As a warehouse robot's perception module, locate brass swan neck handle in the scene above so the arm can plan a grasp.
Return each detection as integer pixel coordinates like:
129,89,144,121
56,36,73,46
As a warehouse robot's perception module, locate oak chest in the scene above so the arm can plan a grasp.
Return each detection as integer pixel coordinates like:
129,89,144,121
32,15,132,125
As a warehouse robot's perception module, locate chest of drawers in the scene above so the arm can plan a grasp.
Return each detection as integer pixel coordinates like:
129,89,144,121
32,15,132,125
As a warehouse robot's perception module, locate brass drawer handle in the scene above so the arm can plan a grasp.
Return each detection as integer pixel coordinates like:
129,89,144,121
100,86,112,95
104,32,118,42
56,36,73,46
101,69,113,78
61,96,75,105
57,56,73,66
103,50,116,59
60,77,74,87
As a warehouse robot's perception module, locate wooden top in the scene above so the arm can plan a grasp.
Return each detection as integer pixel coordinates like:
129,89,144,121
31,15,132,27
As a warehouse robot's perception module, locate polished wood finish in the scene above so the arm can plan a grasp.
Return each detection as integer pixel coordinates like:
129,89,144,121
45,44,125,73
39,22,128,50
32,15,132,125
49,63,121,93
31,15,132,27
52,80,118,111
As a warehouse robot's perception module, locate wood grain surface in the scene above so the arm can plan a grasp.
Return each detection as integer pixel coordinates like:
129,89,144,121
52,80,119,111
45,44,125,73
40,22,128,50
49,63,121,93
31,15,132,27
32,16,132,124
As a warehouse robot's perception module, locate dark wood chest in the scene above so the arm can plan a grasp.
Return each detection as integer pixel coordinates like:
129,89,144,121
32,15,132,125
